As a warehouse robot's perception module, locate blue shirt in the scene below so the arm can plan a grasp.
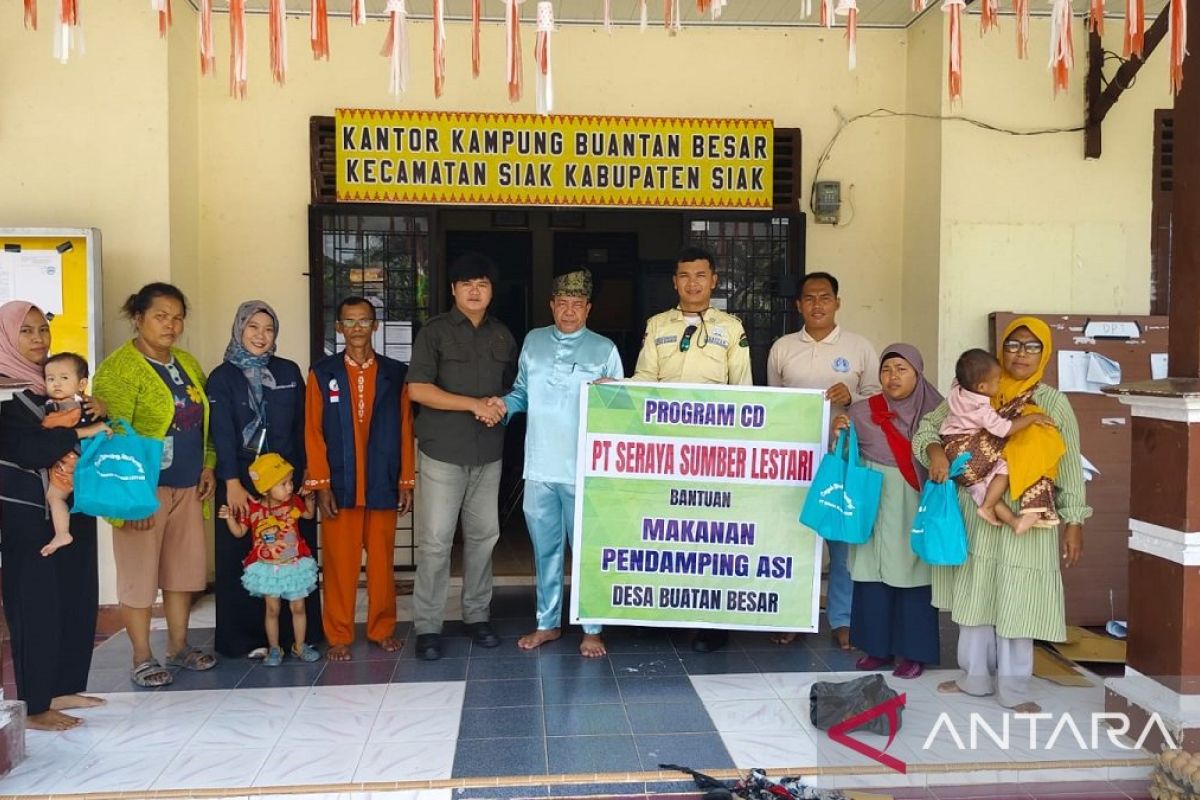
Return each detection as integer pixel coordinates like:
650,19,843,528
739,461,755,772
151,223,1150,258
147,358,205,488
503,325,624,485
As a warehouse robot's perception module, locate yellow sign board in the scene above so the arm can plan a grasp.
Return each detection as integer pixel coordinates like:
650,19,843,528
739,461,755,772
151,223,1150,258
335,109,773,209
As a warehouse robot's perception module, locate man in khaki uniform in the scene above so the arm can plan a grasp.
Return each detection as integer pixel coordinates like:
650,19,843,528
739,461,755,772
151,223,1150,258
631,245,751,653
633,249,752,386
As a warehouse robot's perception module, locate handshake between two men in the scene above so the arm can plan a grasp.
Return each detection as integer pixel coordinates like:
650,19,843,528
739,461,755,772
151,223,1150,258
472,396,507,427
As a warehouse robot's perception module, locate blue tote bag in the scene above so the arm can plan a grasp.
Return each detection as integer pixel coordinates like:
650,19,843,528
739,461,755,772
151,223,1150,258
799,422,884,546
72,419,164,521
910,452,972,566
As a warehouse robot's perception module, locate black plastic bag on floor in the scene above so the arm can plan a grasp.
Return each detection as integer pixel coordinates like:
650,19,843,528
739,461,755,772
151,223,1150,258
809,673,903,735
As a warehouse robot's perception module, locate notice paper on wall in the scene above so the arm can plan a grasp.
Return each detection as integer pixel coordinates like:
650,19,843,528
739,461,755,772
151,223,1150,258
1057,351,1122,394
1152,353,1168,380
0,250,64,315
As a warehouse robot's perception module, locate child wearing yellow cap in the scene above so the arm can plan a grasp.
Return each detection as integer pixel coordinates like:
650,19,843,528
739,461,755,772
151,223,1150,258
219,452,319,666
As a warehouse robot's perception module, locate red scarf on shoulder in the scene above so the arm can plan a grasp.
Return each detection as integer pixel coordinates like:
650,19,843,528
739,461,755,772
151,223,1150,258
868,393,921,491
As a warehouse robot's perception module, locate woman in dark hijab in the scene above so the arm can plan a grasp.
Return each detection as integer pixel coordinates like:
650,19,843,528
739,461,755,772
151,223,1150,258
836,343,943,679
208,301,322,658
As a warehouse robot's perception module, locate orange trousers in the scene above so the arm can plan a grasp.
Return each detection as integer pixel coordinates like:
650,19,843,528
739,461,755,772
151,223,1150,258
321,507,399,646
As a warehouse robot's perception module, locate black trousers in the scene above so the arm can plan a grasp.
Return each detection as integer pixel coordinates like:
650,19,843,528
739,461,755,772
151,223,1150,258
849,580,940,665
213,481,323,658
0,504,97,715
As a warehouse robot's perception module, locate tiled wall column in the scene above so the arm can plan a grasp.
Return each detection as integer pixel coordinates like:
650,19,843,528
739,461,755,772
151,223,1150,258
1105,385,1200,751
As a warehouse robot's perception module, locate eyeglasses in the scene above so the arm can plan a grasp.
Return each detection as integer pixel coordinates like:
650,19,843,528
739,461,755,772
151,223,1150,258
1002,340,1044,355
680,325,698,352
339,319,376,329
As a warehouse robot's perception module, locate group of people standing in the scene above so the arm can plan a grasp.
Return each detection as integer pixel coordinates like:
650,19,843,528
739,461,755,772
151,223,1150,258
0,244,1090,733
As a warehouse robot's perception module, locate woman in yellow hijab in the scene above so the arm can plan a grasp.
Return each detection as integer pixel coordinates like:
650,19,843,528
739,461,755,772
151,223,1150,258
912,316,1091,713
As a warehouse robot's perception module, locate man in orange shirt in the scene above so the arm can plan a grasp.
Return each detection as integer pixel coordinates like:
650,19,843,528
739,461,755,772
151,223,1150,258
304,297,414,662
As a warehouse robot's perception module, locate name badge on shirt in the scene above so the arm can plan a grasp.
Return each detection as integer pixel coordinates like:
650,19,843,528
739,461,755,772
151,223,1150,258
833,357,851,373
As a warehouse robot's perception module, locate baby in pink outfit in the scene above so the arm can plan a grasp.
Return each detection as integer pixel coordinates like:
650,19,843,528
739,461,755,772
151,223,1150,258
939,349,1055,535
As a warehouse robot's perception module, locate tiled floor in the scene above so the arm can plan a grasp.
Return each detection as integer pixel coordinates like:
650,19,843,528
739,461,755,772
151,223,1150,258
0,588,1154,798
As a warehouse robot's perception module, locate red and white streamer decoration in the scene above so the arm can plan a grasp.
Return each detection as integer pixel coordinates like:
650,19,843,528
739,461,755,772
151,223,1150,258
800,0,812,19
911,0,927,11
24,0,36,30
1169,0,1187,93
504,0,522,102
1124,0,1145,57
639,0,648,31
151,0,171,37
699,0,728,19
1048,0,1073,94
54,0,83,63
603,0,613,32
820,0,835,29
534,1,554,115
229,0,247,97
1088,0,1104,34
1014,0,1030,58
311,0,329,60
198,0,215,75
836,0,858,70
433,0,446,96
269,0,287,85
350,0,366,26
665,0,682,32
944,0,964,101
381,0,409,98
980,0,999,35
471,0,481,76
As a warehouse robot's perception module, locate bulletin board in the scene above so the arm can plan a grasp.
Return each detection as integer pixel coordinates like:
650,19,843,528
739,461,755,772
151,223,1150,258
0,228,103,368
991,312,1168,626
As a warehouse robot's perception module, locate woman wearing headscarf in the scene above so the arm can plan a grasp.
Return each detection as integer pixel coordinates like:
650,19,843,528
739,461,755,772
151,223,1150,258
0,301,104,729
832,344,943,679
208,300,320,658
913,317,1091,712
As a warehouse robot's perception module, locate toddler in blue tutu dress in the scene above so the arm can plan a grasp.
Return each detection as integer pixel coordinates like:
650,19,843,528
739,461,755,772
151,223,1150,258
219,452,320,666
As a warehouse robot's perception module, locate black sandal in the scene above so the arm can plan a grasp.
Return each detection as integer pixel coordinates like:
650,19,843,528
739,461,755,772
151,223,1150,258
131,659,173,687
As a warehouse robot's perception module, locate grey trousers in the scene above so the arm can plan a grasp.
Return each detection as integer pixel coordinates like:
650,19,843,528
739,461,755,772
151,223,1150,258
955,623,1035,708
412,452,503,635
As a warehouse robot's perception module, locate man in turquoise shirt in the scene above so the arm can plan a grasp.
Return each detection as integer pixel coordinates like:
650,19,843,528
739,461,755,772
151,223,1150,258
495,269,624,658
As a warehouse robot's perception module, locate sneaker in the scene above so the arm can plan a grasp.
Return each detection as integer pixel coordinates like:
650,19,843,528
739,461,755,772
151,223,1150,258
892,659,924,679
263,647,284,667
291,643,321,663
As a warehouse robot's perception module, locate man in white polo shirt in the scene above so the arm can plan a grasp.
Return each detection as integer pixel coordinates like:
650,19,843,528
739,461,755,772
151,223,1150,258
767,271,881,650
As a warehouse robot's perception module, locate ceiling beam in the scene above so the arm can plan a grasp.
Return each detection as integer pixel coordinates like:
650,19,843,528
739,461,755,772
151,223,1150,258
1085,4,1170,158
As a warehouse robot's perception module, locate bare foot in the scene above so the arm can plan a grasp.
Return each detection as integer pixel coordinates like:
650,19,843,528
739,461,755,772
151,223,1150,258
1014,513,1038,536
517,628,561,651
976,506,1001,526
40,532,73,557
327,644,352,662
1011,701,1042,713
832,627,851,650
374,636,403,653
937,680,963,694
770,632,800,645
50,694,107,710
27,709,82,731
580,634,607,658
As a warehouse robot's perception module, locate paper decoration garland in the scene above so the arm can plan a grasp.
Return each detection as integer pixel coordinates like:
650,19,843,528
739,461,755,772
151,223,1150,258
604,0,613,31
229,0,246,96
911,0,927,10
505,0,522,101
311,0,329,60
944,0,964,100
665,0,682,32
1014,0,1029,58
54,0,83,63
1169,0,1187,93
433,0,446,96
151,0,171,37
199,0,215,74
1088,0,1104,34
534,1,553,114
836,0,858,70
381,0,409,97
820,0,835,29
350,0,366,27
24,0,36,30
269,0,287,85
1124,0,1144,57
1048,0,1073,93
980,0,999,35
472,0,481,76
